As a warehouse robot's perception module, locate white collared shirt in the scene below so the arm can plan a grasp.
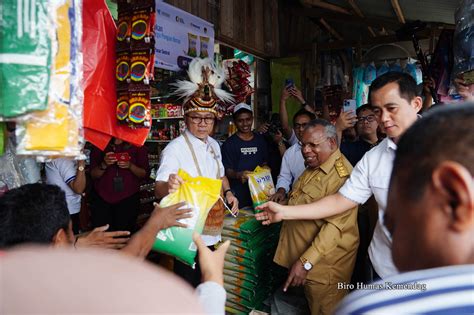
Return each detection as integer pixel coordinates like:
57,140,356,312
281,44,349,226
275,142,305,193
338,137,398,278
45,158,81,215
156,130,225,246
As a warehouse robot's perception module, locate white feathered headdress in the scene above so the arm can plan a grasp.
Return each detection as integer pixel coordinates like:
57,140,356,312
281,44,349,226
171,58,234,115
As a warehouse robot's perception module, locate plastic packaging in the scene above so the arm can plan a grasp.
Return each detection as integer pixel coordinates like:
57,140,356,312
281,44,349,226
0,0,52,119
363,62,377,85
390,59,402,73
15,0,84,158
247,166,275,211
404,62,418,81
152,169,222,267
377,61,390,77
82,0,149,150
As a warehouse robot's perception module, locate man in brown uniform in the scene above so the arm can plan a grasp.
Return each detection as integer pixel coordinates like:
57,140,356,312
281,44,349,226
273,119,359,315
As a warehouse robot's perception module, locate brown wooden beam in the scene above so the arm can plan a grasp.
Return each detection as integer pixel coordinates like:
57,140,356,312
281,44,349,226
288,34,430,53
391,0,406,24
319,18,344,41
301,0,352,15
346,0,376,37
289,7,402,30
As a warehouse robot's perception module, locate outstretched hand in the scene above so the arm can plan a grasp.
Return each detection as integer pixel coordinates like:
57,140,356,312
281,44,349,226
151,201,193,229
255,201,285,225
193,232,230,286
75,225,130,249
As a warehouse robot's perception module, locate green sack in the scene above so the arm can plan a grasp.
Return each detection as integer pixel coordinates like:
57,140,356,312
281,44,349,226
152,169,222,267
0,0,52,118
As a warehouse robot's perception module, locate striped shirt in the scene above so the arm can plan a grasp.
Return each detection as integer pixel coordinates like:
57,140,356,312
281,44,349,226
335,265,474,314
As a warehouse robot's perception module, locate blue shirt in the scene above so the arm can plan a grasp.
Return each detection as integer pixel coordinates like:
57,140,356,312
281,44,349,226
221,132,269,207
335,264,474,314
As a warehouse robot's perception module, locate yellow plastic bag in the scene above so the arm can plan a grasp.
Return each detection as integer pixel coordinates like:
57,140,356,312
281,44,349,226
152,169,222,267
248,166,275,211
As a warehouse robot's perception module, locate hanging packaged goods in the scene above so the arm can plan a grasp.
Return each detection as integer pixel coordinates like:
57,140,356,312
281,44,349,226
1,0,84,158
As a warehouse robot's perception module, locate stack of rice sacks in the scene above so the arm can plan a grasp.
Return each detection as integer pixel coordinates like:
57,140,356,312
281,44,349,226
221,208,284,314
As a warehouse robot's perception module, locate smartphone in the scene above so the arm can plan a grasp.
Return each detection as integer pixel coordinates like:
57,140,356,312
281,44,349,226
342,99,357,113
115,152,131,162
285,78,294,88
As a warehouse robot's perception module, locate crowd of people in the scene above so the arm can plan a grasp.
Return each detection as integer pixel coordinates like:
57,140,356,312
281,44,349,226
1,58,473,314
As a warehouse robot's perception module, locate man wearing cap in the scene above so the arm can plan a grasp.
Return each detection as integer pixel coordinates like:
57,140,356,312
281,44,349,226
154,58,238,287
221,103,269,208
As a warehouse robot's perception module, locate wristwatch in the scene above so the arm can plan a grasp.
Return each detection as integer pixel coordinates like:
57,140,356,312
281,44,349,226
300,257,313,271
78,165,85,172
301,101,307,107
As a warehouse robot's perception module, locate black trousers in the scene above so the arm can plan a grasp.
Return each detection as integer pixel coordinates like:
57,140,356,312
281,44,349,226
90,192,140,233
174,245,215,288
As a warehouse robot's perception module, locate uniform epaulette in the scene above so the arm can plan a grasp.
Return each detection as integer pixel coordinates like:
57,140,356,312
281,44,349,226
335,158,350,178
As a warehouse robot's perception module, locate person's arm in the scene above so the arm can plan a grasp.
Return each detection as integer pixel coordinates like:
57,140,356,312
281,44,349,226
68,159,87,194
155,173,183,199
290,86,314,113
225,168,249,183
335,111,357,146
221,175,238,215
91,152,116,179
285,208,357,291
257,151,373,223
454,77,474,102
120,202,192,258
257,192,357,223
279,87,293,140
154,146,180,199
193,233,229,315
271,149,292,203
75,225,130,249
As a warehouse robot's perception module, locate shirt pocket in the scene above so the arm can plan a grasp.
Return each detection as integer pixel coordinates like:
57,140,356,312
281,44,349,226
369,175,390,210
300,181,324,202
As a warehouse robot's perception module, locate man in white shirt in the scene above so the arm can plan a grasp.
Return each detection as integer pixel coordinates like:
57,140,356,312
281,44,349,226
45,157,86,234
256,72,423,280
154,58,238,287
336,103,474,314
270,109,316,204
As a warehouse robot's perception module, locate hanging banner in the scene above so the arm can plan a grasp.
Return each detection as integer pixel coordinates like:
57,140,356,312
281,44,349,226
154,1,214,71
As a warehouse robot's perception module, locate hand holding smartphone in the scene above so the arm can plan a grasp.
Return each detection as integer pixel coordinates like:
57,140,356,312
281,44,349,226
115,152,131,162
342,99,357,113
285,78,294,88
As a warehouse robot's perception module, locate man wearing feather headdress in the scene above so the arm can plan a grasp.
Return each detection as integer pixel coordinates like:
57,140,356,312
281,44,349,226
154,58,238,287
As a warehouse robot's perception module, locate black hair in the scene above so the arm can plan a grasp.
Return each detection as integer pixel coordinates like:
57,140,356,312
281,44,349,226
0,183,70,249
369,72,418,104
356,104,376,116
293,109,316,125
391,103,474,201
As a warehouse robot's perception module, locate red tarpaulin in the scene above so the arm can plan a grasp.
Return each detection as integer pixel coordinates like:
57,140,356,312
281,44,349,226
82,0,149,150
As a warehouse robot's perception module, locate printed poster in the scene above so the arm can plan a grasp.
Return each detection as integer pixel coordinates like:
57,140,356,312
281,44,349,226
155,1,215,71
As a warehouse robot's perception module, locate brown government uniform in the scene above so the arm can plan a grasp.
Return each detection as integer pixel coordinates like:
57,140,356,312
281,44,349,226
274,149,359,315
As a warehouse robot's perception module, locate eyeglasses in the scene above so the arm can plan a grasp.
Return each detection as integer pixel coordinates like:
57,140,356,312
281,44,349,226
187,115,215,124
294,122,308,129
357,114,376,123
